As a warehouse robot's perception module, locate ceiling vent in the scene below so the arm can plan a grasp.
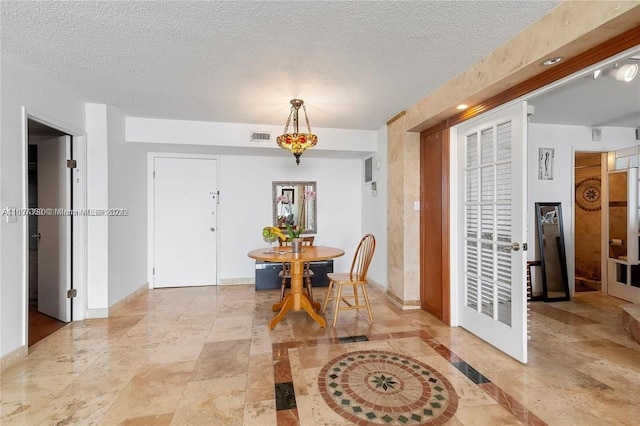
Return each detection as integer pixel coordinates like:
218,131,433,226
250,131,271,142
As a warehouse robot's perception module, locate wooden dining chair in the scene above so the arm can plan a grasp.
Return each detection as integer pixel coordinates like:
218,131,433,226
322,234,376,327
278,236,315,300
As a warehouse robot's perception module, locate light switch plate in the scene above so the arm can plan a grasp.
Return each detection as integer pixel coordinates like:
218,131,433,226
5,207,17,223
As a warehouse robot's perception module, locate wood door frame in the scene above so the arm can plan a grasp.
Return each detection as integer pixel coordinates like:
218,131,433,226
419,129,450,323
419,27,639,326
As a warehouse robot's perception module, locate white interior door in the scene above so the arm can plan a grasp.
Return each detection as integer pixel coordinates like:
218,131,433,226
455,102,528,363
37,135,71,322
154,157,217,288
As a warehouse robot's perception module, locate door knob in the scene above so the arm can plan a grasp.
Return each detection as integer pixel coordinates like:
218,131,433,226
510,242,520,251
210,227,215,232
31,233,41,239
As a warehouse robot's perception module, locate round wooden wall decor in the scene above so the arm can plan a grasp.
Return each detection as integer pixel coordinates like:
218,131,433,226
575,177,601,212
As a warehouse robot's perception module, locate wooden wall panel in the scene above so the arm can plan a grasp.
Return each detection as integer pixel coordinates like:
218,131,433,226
440,130,450,325
420,130,444,321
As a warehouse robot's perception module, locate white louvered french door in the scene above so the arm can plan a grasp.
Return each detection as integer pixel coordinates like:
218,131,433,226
456,102,528,363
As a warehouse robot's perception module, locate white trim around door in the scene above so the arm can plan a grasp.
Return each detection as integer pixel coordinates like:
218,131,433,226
21,107,88,351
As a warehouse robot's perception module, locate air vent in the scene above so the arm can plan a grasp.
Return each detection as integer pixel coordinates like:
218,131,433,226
250,131,271,142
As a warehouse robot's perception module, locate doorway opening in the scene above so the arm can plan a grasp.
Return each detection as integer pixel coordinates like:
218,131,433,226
574,151,605,293
27,119,72,346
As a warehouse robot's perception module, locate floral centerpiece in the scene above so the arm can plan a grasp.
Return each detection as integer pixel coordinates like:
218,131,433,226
284,223,302,241
285,224,304,253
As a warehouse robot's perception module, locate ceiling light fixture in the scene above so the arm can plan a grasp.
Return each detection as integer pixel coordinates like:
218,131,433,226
542,56,563,66
592,69,601,79
456,104,469,110
276,99,318,165
608,63,639,82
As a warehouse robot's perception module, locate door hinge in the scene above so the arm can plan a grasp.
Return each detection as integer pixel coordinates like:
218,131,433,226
523,243,528,251
153,267,155,275
153,171,156,178
66,159,77,168
67,289,77,298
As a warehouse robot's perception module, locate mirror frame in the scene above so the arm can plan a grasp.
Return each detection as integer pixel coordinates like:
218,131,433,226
535,202,570,302
272,181,317,234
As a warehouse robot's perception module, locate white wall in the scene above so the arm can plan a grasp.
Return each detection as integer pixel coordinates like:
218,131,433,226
107,106,148,304
361,125,388,288
85,104,109,313
127,117,377,154
527,123,637,295
0,54,85,358
217,155,362,278
127,118,374,284
89,109,370,307
139,148,364,282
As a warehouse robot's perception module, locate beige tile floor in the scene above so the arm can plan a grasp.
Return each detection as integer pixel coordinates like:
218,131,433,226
1,285,639,425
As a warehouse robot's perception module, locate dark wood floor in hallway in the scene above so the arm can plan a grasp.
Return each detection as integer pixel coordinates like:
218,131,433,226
28,304,66,347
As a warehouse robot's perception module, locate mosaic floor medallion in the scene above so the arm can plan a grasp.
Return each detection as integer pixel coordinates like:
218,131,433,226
318,350,458,425
575,177,602,212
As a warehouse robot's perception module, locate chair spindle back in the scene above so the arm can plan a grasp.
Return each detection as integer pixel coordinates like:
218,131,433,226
349,234,375,281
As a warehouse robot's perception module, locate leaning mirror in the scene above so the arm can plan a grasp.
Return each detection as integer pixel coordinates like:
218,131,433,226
535,202,570,301
272,181,317,234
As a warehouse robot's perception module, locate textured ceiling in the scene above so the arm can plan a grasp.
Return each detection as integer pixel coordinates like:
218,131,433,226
0,1,560,130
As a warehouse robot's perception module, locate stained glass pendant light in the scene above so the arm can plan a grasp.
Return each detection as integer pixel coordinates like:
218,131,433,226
276,99,318,165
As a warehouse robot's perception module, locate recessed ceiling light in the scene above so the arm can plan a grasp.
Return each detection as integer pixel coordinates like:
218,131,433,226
542,57,563,66
592,69,601,79
456,104,468,110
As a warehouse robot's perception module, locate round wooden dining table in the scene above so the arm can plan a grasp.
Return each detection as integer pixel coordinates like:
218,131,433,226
248,246,344,329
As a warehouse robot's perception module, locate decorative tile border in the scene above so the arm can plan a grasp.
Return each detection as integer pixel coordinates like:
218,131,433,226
272,331,548,426
451,361,490,385
275,382,297,411
478,382,548,426
338,335,369,343
318,350,459,425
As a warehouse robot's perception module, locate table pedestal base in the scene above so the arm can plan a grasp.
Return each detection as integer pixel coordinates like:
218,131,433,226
270,294,325,329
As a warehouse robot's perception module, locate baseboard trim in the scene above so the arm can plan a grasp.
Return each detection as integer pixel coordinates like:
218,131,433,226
367,279,386,293
108,282,149,314
219,278,254,286
85,308,109,319
386,290,421,311
1,345,27,372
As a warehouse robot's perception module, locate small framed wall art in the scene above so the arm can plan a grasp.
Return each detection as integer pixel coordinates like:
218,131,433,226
281,188,294,201
538,148,554,180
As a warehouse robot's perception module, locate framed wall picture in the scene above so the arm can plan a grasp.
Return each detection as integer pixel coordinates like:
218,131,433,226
538,148,554,180
281,188,295,202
